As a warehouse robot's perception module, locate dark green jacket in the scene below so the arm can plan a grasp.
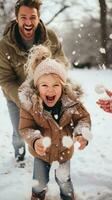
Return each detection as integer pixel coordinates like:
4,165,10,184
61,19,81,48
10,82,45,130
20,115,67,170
0,19,69,107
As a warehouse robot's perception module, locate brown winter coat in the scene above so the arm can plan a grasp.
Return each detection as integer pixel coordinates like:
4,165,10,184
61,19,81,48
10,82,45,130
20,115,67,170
18,85,91,164
0,19,69,107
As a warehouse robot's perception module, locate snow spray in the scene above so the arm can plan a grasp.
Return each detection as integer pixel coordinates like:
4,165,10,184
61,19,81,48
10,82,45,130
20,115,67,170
46,161,61,200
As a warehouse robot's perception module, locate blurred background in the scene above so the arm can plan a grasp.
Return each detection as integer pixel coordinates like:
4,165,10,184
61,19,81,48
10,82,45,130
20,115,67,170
0,0,112,69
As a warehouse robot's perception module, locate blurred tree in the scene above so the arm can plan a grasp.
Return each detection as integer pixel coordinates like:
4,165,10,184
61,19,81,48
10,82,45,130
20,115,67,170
0,0,4,9
99,0,108,67
0,0,112,67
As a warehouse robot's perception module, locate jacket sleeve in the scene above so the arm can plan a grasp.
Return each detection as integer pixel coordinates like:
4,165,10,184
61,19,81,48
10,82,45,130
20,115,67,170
19,108,42,149
0,46,20,107
72,102,92,142
47,28,70,68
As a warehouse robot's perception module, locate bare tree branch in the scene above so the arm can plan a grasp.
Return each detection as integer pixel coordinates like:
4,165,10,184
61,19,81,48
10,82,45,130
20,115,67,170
46,5,70,25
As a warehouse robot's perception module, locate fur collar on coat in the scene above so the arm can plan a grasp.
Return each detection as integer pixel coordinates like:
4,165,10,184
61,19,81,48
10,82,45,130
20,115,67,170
18,79,83,112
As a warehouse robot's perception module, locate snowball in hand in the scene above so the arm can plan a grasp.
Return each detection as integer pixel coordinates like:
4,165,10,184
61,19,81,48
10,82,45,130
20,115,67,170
95,84,106,94
42,137,51,148
62,136,73,148
74,141,80,150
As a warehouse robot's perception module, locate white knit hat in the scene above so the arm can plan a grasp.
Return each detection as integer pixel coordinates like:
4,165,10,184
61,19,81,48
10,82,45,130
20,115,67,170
33,58,67,86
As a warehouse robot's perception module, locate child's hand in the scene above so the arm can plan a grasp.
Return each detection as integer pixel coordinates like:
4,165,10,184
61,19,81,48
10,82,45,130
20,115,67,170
34,138,46,156
74,135,88,150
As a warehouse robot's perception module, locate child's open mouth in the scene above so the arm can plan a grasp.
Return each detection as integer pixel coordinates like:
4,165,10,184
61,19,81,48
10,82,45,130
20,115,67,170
46,95,56,102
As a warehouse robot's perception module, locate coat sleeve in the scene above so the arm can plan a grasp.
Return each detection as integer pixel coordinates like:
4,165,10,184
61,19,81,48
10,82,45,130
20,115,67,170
0,44,20,107
19,108,42,149
47,28,70,68
72,102,92,142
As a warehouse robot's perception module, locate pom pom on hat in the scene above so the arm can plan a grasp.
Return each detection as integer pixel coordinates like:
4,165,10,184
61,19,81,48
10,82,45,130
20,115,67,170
33,58,67,86
24,44,51,78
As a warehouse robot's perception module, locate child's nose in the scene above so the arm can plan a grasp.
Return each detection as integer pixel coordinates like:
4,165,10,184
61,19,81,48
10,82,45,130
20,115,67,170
48,87,54,92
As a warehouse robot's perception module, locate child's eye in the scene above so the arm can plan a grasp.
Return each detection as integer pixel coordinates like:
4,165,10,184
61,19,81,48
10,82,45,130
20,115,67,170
42,84,48,87
54,84,60,87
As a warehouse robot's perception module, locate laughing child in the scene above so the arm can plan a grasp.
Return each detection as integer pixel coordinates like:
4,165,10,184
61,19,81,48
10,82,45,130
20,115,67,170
18,45,91,200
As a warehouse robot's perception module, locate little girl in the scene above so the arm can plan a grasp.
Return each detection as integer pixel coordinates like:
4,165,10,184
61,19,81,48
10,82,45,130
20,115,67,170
18,45,91,200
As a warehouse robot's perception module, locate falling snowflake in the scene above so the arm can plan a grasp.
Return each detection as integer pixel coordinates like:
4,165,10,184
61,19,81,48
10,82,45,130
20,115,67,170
59,126,63,130
99,48,106,54
7,56,10,60
74,61,79,66
54,114,58,120
70,122,73,126
78,34,81,38
70,110,74,114
60,156,64,160
109,34,112,39
72,51,76,55
19,147,24,155
59,37,63,43
75,40,79,44
80,24,84,28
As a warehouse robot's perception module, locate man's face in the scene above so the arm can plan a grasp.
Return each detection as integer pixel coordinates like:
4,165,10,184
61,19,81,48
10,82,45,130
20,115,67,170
16,5,39,40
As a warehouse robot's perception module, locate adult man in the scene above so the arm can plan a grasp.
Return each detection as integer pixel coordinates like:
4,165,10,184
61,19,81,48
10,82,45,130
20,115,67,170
0,0,69,162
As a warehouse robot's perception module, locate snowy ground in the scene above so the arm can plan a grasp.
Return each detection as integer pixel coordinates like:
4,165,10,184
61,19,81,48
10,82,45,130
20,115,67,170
0,68,112,200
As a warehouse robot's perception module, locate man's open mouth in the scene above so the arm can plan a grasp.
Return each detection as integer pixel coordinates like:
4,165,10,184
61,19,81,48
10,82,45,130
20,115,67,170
24,26,33,31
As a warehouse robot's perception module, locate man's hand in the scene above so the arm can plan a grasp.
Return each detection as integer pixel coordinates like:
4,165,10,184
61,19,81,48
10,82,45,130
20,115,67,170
34,138,46,156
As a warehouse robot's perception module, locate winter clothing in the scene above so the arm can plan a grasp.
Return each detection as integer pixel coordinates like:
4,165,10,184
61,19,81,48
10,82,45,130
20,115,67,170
18,80,91,200
61,193,76,200
32,158,74,200
18,82,91,164
6,99,25,159
33,58,67,86
0,19,69,108
31,191,46,200
0,19,69,160
18,46,91,199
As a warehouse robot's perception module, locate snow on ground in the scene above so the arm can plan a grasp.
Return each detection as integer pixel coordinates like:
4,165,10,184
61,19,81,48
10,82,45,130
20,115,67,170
0,68,112,200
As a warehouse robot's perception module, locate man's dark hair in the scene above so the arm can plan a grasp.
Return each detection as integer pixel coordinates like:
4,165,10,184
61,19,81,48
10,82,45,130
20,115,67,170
15,0,42,17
